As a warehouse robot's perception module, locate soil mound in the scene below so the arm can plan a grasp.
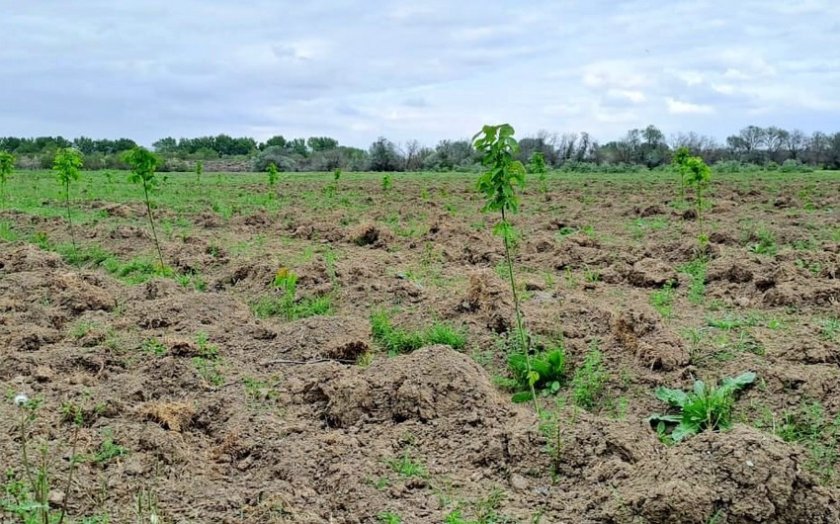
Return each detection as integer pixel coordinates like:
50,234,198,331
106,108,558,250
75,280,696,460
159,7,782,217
605,426,840,523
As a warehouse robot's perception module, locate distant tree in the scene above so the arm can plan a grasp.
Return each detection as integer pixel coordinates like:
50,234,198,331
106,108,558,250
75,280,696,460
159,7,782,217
306,136,339,152
423,140,473,170
153,137,178,154
260,135,287,151
368,137,403,171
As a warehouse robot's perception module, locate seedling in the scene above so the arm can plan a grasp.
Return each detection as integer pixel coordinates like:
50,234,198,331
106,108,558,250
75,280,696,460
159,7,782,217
0,151,14,207
266,162,279,186
123,147,166,269
53,148,84,256
382,174,393,191
195,160,203,183
675,149,711,223
528,151,548,193
672,146,691,201
387,451,426,478
473,123,538,411
650,371,756,442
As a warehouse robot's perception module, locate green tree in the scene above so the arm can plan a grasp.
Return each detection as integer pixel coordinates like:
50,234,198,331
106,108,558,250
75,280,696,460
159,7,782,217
53,148,84,255
123,147,166,269
0,151,14,207
473,123,539,413
672,146,692,200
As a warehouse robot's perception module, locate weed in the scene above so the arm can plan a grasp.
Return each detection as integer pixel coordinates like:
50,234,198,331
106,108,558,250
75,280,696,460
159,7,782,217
370,310,466,354
678,257,707,304
252,268,333,320
749,228,777,256
571,342,608,410
378,511,402,524
650,372,756,442
141,338,167,357
381,174,392,191
650,280,675,318
819,317,839,342
192,332,223,386
387,451,426,478
772,401,840,484
91,430,128,464
504,339,566,403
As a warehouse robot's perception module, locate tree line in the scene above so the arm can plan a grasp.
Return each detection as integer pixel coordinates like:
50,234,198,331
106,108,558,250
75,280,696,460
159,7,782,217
2,125,839,172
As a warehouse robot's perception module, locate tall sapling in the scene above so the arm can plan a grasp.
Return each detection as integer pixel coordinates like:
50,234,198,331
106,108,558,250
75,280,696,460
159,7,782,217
528,151,548,193
123,147,166,269
473,123,539,412
0,151,14,207
53,148,84,256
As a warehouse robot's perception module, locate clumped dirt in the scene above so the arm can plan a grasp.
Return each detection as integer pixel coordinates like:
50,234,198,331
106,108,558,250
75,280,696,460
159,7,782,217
1,172,838,523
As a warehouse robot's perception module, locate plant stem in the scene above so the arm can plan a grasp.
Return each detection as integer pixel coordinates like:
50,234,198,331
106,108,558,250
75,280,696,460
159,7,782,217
57,422,81,524
500,209,540,415
19,410,36,493
142,181,165,270
64,179,77,258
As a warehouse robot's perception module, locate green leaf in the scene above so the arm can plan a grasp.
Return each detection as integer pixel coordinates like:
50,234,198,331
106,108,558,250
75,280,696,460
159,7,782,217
655,387,689,408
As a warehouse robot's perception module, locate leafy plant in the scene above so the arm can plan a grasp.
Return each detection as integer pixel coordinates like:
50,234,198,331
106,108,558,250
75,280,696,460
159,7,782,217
0,151,14,207
505,340,566,403
123,147,166,269
53,148,84,256
266,162,279,186
473,123,538,411
571,344,608,410
528,151,548,192
672,146,691,201
382,174,392,191
650,371,756,442
195,160,203,183
90,430,127,464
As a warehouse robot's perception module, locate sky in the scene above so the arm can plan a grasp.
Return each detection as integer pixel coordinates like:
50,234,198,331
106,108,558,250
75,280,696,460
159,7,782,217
1,0,839,148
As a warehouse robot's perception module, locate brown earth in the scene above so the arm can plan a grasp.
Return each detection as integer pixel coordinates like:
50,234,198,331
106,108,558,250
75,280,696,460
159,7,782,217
0,172,838,523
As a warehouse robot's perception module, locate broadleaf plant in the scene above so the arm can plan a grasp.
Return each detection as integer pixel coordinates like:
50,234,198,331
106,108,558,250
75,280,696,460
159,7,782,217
267,162,279,187
53,148,84,256
123,147,166,270
649,371,756,442
473,123,539,412
0,151,14,208
527,151,548,193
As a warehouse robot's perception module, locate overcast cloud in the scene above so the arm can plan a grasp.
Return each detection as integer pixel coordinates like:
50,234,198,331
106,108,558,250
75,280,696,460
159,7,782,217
1,0,839,147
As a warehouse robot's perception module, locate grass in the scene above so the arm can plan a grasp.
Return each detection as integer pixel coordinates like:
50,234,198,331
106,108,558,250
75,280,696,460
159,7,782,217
571,342,608,410
387,451,426,478
678,257,707,304
370,310,466,354
650,280,676,318
764,401,840,484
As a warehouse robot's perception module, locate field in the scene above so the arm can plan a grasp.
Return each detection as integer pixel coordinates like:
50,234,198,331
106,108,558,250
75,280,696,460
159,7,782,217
1,169,839,523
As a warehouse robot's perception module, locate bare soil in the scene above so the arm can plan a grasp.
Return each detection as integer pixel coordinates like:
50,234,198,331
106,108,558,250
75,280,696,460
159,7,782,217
0,171,838,523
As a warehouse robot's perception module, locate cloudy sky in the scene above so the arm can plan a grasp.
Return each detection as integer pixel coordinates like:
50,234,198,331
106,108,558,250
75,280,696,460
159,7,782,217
1,0,839,148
